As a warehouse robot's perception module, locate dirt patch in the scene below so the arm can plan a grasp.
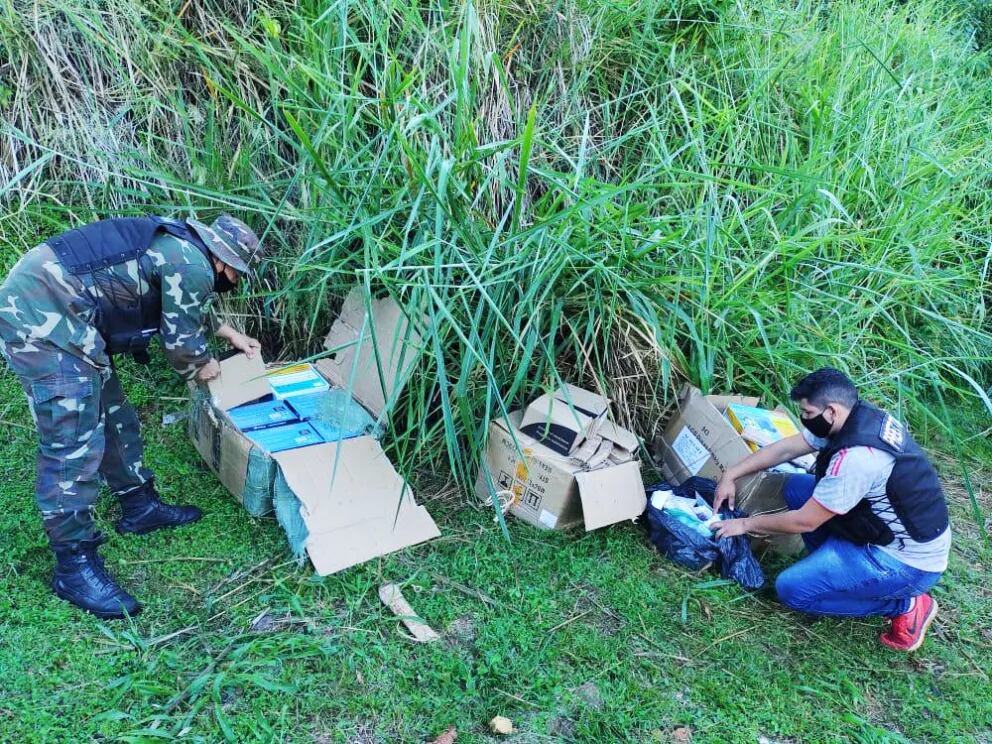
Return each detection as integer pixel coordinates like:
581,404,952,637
345,721,380,744
248,610,311,634
249,611,278,633
569,583,625,636
594,609,624,636
443,615,477,650
548,715,577,739
574,681,603,710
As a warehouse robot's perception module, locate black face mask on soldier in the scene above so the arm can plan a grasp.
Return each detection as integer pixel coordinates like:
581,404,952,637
801,408,834,439
214,270,239,294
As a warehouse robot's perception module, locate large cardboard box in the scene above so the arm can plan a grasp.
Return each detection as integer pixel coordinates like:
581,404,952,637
475,410,646,531
652,385,803,554
189,288,440,575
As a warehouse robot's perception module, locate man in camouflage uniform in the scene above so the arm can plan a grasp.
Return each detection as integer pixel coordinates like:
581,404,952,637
0,214,264,618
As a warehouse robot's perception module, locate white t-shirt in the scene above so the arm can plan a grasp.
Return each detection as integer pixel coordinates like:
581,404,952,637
802,429,950,573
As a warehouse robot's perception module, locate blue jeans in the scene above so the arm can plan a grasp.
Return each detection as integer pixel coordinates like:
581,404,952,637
774,475,942,618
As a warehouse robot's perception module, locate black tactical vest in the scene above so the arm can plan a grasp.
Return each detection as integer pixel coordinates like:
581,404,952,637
48,216,213,363
814,401,949,546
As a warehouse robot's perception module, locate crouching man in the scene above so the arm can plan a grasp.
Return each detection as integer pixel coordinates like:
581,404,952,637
712,368,950,651
0,214,263,618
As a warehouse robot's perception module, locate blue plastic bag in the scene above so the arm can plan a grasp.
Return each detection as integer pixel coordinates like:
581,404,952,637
644,477,765,590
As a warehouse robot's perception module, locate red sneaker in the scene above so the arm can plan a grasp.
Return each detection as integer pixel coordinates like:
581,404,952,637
880,593,938,652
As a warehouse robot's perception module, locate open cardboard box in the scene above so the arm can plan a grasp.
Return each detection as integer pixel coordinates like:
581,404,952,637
188,287,440,575
475,403,646,532
651,385,804,554
518,383,611,455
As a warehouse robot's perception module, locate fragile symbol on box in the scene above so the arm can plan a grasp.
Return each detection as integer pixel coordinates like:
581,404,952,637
497,470,513,490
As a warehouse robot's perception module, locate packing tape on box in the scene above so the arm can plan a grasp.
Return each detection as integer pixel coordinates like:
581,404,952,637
242,448,276,516
273,468,309,563
189,389,276,517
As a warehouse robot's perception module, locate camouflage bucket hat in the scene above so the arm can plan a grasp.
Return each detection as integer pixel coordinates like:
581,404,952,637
187,214,262,274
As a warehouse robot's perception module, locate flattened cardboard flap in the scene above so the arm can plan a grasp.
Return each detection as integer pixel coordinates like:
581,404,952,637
272,437,440,575
319,287,423,419
208,353,270,410
273,440,392,531
705,393,760,414
598,420,639,454
575,460,646,531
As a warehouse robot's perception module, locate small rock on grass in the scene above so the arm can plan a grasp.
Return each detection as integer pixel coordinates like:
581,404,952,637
488,716,515,735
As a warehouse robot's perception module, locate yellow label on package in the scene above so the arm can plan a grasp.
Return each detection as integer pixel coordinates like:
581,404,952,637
266,363,331,399
267,363,314,378
725,403,799,452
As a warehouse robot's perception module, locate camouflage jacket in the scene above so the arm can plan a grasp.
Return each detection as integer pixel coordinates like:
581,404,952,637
0,232,220,380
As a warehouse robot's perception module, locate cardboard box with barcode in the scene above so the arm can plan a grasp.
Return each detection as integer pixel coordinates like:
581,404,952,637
475,384,646,531
651,385,804,554
188,287,440,575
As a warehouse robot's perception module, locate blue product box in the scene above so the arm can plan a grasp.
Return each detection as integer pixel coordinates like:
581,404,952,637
310,417,368,443
246,422,324,453
286,391,331,420
289,390,377,442
286,389,362,420
227,399,299,432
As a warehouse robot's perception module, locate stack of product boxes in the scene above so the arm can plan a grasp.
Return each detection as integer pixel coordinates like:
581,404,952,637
226,363,374,453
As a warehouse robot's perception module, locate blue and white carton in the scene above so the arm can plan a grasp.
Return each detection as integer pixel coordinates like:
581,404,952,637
246,422,324,453
267,363,331,399
227,399,298,431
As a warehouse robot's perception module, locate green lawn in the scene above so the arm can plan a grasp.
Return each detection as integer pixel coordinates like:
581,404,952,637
0,359,989,743
2,0,991,739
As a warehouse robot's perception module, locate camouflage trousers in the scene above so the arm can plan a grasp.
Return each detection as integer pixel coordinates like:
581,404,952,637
0,340,153,544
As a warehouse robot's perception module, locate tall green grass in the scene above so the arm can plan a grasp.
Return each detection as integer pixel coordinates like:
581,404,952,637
1,0,990,514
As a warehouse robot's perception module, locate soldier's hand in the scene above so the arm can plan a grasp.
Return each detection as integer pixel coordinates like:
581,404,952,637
227,331,262,359
196,359,221,382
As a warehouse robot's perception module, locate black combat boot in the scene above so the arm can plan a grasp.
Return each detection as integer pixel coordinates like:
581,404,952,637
116,481,203,536
51,533,141,619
